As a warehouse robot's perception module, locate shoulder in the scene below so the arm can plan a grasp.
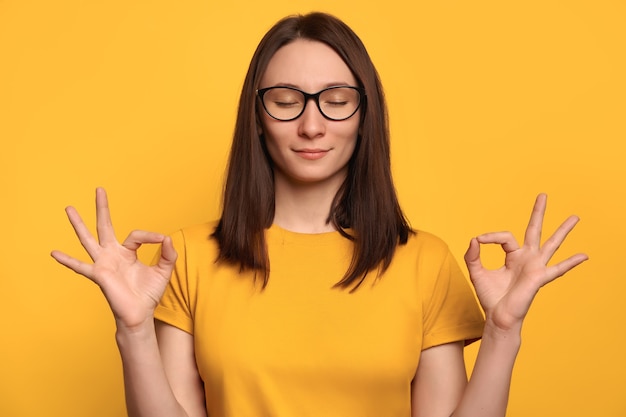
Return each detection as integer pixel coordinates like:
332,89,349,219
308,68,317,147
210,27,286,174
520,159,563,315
403,229,453,260
384,229,459,282
169,220,220,253
178,220,219,237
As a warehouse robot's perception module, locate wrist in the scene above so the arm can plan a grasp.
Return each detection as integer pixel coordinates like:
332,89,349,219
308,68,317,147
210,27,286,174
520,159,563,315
482,317,523,349
115,317,156,344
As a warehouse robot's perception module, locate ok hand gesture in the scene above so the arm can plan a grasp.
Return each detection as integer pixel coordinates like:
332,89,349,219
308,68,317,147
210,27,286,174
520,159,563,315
51,188,177,331
464,194,588,332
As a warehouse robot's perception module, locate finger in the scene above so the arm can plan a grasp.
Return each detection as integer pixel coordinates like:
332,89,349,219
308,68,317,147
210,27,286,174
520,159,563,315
95,187,118,246
524,193,547,249
543,253,589,285
65,206,100,260
476,231,520,253
156,236,178,273
121,230,166,251
50,250,96,281
540,215,580,262
464,237,484,277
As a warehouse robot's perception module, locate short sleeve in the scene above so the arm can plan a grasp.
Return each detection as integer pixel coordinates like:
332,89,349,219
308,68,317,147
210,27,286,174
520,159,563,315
421,249,484,350
154,229,194,334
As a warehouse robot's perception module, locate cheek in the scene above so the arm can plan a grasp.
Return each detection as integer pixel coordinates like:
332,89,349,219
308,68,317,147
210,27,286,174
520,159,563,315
346,137,358,161
343,121,361,150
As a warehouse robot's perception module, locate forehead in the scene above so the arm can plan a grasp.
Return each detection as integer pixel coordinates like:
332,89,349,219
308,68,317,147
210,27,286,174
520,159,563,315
260,39,357,90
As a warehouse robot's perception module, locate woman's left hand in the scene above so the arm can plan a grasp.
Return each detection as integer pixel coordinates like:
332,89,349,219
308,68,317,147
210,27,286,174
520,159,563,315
464,194,588,332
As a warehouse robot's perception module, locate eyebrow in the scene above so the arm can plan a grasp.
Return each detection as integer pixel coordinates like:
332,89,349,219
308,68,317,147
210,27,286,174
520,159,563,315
271,82,354,91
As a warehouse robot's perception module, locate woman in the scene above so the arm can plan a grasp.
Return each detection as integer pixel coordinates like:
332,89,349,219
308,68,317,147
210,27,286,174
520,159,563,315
51,12,587,417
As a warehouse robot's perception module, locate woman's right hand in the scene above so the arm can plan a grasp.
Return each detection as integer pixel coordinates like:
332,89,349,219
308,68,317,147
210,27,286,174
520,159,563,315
51,187,177,332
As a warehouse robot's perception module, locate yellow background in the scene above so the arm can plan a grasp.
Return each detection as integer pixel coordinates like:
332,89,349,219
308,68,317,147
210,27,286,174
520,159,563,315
1,0,624,416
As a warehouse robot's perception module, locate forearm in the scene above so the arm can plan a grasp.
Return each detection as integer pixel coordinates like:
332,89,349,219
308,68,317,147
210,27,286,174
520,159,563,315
451,320,522,417
116,320,189,417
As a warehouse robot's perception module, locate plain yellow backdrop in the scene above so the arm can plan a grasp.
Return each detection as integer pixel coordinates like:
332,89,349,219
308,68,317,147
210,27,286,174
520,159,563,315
1,0,624,416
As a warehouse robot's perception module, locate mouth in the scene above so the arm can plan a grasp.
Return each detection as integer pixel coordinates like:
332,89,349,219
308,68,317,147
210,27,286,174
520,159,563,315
293,148,331,160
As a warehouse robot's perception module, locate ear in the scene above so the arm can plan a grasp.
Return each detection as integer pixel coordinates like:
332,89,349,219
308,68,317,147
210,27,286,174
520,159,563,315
256,113,264,136
358,113,364,137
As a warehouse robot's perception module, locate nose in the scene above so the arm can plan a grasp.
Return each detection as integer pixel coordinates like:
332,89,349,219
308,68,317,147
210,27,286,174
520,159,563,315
297,98,325,139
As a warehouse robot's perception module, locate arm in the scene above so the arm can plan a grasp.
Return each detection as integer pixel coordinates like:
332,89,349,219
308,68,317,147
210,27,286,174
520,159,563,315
449,321,520,416
115,319,207,417
412,194,587,417
412,332,519,417
411,342,467,417
51,188,206,417
155,320,207,416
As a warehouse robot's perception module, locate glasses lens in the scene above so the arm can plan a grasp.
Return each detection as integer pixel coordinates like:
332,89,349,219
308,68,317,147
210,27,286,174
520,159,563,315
318,87,361,120
262,88,305,121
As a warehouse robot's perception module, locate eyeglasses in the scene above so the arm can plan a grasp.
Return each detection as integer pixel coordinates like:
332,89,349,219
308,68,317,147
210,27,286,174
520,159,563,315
257,86,365,121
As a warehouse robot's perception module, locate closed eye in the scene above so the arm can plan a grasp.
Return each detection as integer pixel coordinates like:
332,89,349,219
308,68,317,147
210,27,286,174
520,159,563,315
273,100,300,107
324,100,349,107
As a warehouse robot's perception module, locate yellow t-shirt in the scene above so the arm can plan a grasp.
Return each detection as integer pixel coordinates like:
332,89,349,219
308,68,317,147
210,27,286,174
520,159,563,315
155,222,485,417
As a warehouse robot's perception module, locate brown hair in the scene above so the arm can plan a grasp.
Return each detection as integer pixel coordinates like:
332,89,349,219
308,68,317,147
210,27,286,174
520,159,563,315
212,12,412,289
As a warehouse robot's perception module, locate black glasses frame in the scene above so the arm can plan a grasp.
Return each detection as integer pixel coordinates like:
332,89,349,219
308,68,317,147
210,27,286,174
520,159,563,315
256,85,366,121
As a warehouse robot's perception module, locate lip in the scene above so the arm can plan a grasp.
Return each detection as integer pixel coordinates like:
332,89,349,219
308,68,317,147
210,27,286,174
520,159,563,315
293,148,330,160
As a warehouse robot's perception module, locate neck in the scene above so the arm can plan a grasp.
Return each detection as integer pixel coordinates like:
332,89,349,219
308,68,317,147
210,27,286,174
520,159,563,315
272,173,344,234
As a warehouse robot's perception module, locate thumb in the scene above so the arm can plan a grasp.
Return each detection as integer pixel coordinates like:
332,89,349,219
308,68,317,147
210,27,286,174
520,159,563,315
156,236,178,273
464,237,483,277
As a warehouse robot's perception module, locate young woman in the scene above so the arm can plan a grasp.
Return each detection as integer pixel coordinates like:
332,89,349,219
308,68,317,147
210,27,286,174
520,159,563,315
51,12,588,417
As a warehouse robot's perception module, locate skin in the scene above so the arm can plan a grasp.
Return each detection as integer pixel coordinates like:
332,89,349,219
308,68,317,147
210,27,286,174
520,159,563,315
51,39,588,417
258,39,360,233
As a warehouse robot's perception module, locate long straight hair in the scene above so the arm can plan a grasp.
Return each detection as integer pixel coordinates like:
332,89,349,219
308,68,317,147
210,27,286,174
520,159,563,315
212,12,412,289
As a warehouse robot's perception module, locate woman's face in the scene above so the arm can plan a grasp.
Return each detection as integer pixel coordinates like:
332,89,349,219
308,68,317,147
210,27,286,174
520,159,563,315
258,39,360,189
